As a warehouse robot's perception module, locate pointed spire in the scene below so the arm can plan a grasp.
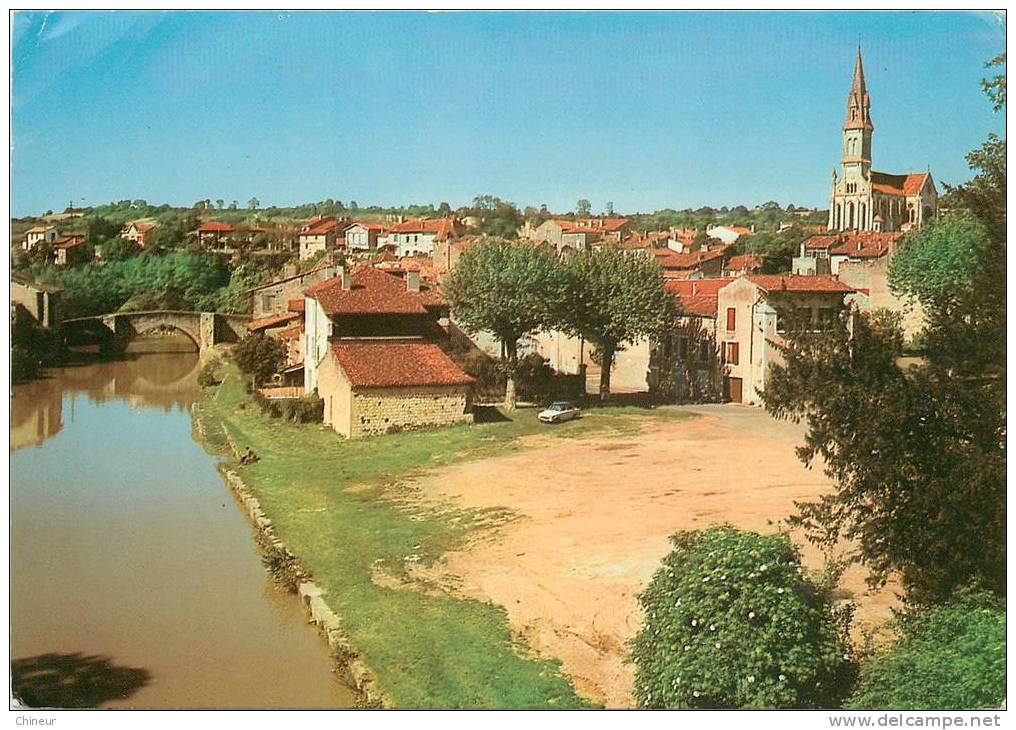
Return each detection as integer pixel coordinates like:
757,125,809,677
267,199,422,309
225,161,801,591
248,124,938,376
843,46,874,132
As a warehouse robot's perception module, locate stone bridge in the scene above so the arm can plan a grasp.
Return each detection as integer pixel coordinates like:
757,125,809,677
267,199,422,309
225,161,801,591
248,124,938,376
62,310,251,352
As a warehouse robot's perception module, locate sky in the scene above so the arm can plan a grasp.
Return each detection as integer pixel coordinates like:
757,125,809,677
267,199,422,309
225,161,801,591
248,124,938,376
10,10,1006,217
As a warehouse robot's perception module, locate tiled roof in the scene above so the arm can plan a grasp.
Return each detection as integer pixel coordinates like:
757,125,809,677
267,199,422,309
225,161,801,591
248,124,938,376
126,220,156,232
52,235,86,249
665,278,731,318
287,298,305,312
305,265,429,316
347,221,385,232
724,254,762,271
655,246,727,270
805,231,902,259
301,217,344,236
199,221,236,233
330,340,474,388
278,324,303,340
26,226,55,234
870,171,931,198
746,275,855,294
388,217,460,241
553,217,629,234
246,312,302,332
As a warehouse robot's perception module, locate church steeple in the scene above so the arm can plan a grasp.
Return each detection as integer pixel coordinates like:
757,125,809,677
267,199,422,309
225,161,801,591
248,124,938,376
843,46,873,132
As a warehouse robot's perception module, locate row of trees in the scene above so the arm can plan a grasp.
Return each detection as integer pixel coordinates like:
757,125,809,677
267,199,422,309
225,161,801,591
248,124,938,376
444,240,674,407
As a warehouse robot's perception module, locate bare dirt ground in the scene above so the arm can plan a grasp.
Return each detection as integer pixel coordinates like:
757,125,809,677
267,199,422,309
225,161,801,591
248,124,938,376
406,405,900,708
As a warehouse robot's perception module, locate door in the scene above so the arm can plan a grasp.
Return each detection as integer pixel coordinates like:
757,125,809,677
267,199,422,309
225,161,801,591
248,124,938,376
725,376,743,404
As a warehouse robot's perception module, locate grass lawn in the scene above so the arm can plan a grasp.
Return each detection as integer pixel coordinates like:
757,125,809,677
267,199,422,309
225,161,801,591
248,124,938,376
195,365,688,708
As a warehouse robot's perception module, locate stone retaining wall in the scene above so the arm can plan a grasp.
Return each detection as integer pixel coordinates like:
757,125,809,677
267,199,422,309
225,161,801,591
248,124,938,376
191,403,387,707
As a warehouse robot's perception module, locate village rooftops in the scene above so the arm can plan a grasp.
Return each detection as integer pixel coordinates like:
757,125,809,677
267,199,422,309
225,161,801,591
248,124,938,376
287,298,305,312
724,254,763,272
25,225,56,234
198,221,237,233
304,264,446,316
552,217,629,234
746,274,856,294
124,220,156,231
300,217,347,235
348,221,386,232
52,235,86,249
654,246,727,270
330,340,474,388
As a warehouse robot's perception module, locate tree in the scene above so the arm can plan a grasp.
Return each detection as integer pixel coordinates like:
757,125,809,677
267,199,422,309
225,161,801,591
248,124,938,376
630,527,853,709
762,58,1006,604
248,197,260,211
443,238,565,409
605,201,614,216
576,199,591,216
233,332,285,387
229,200,238,211
558,245,674,400
437,201,452,216
216,199,225,210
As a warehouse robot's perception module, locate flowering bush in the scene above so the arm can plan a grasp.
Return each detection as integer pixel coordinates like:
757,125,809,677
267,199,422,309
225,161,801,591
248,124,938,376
630,526,854,708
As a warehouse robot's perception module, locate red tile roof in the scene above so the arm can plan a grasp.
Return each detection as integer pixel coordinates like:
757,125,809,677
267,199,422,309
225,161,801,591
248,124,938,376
287,298,305,313
278,324,303,340
553,217,629,234
246,312,302,332
26,226,55,234
300,217,344,236
655,246,727,270
724,254,762,272
665,278,732,318
330,341,474,388
805,231,902,259
389,217,460,241
199,221,236,233
348,221,385,232
52,235,86,249
305,265,429,316
746,275,855,294
869,171,931,198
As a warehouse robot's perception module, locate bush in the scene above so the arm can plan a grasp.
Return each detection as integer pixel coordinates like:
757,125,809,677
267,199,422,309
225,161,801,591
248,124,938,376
846,588,1004,710
630,527,854,709
514,352,555,400
197,361,222,388
280,394,324,423
233,332,286,386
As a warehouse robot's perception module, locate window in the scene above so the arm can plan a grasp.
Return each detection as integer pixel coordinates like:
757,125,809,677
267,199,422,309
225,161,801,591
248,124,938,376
797,307,813,330
726,307,736,331
723,341,739,366
262,293,276,312
677,336,689,360
698,342,711,363
818,308,835,330
662,337,673,359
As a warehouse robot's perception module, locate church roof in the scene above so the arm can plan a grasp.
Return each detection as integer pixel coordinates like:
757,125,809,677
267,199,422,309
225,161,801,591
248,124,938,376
843,47,874,132
870,171,932,197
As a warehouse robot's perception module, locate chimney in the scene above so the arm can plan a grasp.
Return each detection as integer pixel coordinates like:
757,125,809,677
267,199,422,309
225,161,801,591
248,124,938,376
338,265,351,291
406,270,421,293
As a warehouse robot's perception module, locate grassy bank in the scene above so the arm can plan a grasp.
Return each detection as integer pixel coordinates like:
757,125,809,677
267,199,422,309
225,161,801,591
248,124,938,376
195,365,688,708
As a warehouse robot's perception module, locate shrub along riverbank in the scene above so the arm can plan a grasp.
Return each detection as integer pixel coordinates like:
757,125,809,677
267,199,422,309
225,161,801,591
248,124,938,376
194,364,687,708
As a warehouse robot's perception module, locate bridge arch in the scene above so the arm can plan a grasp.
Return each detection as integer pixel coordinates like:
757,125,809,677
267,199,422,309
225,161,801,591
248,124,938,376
63,311,249,353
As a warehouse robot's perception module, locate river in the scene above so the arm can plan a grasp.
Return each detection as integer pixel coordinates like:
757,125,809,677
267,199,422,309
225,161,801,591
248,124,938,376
10,335,355,708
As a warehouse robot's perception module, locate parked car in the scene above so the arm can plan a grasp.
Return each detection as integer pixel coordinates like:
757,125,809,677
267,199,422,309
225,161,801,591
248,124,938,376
538,401,581,424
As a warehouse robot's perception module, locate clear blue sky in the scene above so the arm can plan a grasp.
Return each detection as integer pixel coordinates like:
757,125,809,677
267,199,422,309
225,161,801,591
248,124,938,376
11,10,1005,217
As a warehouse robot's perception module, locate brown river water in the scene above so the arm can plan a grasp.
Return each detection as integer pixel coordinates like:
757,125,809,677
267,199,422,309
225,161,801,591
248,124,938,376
10,335,355,708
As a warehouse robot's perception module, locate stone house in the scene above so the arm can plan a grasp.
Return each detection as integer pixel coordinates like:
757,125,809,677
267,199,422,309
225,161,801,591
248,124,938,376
723,254,763,277
121,220,157,247
246,262,334,319
715,275,856,404
793,231,902,276
52,235,88,266
654,246,727,279
387,218,461,258
649,278,730,402
705,225,754,246
302,264,472,437
531,218,630,253
317,340,474,438
344,222,385,252
197,221,238,247
23,226,59,251
433,235,481,278
298,216,349,261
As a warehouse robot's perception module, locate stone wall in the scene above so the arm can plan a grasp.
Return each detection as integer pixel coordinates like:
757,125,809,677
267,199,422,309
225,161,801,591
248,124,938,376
837,255,926,343
350,386,472,438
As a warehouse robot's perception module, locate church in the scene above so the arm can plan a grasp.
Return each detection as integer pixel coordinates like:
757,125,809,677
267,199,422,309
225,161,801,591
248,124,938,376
827,49,938,233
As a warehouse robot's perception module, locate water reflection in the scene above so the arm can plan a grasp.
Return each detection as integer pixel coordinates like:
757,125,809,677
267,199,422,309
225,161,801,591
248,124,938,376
10,335,353,708
11,336,201,452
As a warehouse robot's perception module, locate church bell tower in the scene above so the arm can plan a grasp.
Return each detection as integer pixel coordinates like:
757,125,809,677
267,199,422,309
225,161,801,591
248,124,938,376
841,47,873,180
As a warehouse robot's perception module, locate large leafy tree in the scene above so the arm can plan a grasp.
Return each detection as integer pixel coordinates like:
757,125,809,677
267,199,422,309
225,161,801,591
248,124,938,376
443,238,565,409
233,332,286,387
762,57,1006,604
558,245,674,400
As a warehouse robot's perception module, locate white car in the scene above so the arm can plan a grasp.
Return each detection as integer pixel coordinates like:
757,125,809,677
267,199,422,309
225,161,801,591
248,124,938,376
538,401,581,424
